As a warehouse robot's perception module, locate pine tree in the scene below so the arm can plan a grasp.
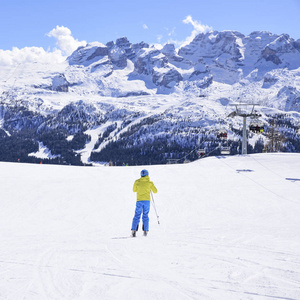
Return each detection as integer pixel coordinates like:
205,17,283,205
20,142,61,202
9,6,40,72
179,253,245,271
264,120,286,152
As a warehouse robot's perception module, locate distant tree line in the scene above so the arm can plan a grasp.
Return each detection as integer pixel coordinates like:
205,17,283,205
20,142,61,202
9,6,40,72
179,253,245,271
0,128,91,165
90,119,299,166
0,129,39,163
0,109,299,166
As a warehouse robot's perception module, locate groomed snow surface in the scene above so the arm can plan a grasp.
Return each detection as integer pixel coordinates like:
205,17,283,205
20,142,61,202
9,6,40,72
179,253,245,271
1,153,300,300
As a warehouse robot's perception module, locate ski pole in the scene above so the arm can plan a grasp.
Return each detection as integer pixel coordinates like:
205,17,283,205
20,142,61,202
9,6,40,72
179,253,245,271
150,191,160,224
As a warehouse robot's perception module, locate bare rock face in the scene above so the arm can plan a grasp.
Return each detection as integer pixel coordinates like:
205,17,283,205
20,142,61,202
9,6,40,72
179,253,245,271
107,37,149,62
108,46,127,68
178,31,245,84
152,68,183,87
262,71,279,88
68,42,108,66
132,47,183,88
294,39,300,51
179,31,244,64
162,44,193,70
52,74,69,92
132,41,149,55
178,31,300,83
277,86,300,112
262,47,282,65
115,37,135,61
260,34,300,69
134,48,167,75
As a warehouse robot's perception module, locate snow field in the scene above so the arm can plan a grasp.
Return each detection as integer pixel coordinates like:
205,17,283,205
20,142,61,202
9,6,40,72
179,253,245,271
0,153,300,299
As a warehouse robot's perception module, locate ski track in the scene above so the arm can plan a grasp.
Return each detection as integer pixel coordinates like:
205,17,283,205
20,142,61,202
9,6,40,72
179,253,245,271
0,153,300,299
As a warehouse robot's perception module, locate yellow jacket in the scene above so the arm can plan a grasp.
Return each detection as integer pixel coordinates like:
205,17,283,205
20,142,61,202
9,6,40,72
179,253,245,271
133,176,157,201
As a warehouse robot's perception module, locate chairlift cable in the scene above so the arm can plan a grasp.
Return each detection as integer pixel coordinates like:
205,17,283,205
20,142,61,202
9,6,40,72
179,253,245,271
175,130,214,162
218,156,298,204
249,155,300,185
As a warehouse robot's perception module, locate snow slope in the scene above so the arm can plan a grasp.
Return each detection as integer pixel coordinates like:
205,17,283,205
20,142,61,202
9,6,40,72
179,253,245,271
0,153,300,299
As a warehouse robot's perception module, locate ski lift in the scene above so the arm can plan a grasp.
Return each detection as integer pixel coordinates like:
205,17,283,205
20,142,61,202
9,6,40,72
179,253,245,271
249,124,264,133
249,111,264,133
249,121,264,133
217,130,228,139
197,149,206,157
220,146,230,155
219,135,231,155
167,159,178,164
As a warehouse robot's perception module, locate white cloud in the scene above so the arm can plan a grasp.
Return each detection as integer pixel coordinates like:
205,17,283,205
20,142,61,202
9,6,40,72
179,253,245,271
183,15,212,33
47,25,86,56
0,25,86,66
181,15,213,47
0,47,65,66
165,38,182,48
157,35,163,43
143,24,149,30
167,27,176,37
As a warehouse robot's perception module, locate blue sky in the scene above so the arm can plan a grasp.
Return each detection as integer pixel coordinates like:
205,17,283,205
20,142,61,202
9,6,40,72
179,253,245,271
0,0,300,52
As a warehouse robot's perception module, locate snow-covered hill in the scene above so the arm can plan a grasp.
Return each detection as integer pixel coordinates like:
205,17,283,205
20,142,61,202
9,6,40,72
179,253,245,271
0,31,300,165
0,153,300,299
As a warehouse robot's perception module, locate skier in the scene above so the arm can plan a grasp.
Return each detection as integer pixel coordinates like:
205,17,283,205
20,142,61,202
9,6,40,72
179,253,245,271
131,169,157,237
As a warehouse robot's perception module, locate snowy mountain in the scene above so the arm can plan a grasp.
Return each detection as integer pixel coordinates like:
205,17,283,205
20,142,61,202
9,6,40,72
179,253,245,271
1,153,300,299
0,31,300,165
179,31,300,84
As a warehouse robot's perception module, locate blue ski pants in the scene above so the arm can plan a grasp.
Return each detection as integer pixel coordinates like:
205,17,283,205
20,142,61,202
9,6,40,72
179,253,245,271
131,201,150,231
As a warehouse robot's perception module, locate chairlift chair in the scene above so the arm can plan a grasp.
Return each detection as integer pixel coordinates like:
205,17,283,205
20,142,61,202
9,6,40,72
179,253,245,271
217,131,228,139
197,149,206,157
167,159,178,164
249,111,264,133
220,147,231,155
249,122,264,133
